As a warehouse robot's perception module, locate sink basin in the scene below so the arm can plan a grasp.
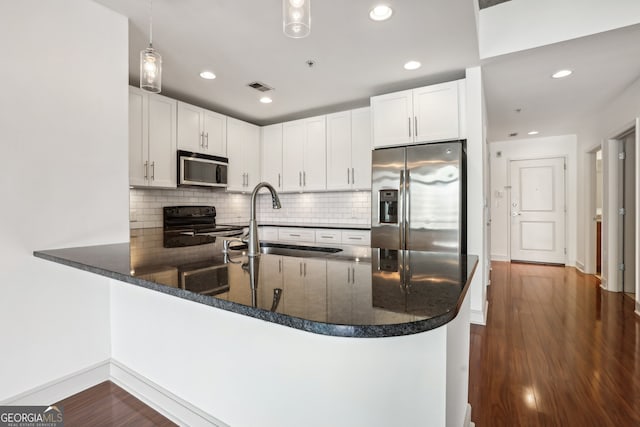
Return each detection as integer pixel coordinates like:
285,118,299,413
260,243,342,258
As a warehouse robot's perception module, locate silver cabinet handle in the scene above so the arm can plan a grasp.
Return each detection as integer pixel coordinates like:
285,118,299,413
414,116,418,137
399,170,405,248
200,131,204,148
299,171,302,187
205,132,209,149
352,266,355,284
321,235,333,239
278,173,281,188
299,262,303,276
408,117,411,137
290,233,301,237
347,266,351,283
278,259,282,273
151,161,155,180
246,173,249,186
303,263,307,277
144,161,148,179
347,168,350,184
348,237,361,240
351,168,354,185
303,171,306,186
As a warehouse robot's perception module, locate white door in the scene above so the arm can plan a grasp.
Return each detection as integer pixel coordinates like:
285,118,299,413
147,93,177,188
261,124,283,189
510,157,566,264
351,107,372,190
303,116,327,191
326,111,352,190
413,80,460,143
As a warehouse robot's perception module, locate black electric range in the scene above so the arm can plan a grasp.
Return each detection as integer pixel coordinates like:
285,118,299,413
163,206,245,248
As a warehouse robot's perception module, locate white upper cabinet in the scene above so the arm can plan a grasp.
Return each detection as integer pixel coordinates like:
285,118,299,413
282,116,326,192
226,117,260,192
177,101,227,156
326,108,372,191
371,79,465,148
129,86,177,188
261,123,283,190
350,107,372,190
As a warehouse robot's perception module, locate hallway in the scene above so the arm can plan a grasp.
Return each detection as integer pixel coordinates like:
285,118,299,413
469,262,640,426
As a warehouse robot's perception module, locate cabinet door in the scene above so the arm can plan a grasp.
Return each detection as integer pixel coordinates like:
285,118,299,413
177,101,204,153
351,107,372,190
327,262,352,324
147,93,177,188
226,117,249,192
413,80,459,143
341,230,371,246
303,258,328,322
258,255,284,313
203,109,227,156
261,124,283,190
351,262,373,324
282,258,305,318
244,123,260,189
303,116,326,191
282,120,305,192
129,87,148,186
371,89,413,148
326,111,352,191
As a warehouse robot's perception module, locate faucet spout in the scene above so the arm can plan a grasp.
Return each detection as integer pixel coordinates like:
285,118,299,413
247,182,281,257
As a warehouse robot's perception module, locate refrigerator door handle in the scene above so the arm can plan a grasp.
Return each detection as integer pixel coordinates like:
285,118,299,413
405,169,410,247
399,170,405,249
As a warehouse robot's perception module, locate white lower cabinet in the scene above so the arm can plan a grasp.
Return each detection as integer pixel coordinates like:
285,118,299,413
259,226,279,241
258,255,285,313
315,229,341,244
278,228,315,243
341,230,370,246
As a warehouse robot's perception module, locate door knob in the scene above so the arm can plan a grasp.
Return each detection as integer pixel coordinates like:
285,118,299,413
511,212,521,217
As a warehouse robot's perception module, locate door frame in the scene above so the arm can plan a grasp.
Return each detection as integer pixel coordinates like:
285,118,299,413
595,119,639,296
584,144,602,275
506,155,568,263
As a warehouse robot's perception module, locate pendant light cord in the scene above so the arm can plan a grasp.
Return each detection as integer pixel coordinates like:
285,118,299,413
149,0,153,48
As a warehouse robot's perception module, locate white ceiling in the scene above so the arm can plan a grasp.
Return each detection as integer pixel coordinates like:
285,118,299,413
94,0,479,126
94,0,640,140
482,23,640,141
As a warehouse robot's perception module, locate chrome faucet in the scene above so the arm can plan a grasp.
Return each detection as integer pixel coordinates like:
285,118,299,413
223,182,281,257
247,182,282,257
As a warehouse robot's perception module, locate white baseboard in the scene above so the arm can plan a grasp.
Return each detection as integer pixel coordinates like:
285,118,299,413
110,359,228,427
1,359,227,427
470,301,488,326
463,403,473,427
0,360,110,406
575,261,585,272
490,254,509,262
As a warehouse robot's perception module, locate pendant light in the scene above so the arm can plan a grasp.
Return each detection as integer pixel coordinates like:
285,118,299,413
140,0,162,93
283,0,310,38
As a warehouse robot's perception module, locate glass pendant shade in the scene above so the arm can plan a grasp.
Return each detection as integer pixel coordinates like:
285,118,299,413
283,0,310,38
140,46,162,93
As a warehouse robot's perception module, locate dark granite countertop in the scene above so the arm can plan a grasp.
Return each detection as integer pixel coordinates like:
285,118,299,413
34,229,476,338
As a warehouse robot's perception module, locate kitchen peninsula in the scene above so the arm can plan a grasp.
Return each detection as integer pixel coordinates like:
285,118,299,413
34,228,477,426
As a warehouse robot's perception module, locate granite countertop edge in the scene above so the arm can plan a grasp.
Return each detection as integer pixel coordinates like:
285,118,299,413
33,249,475,339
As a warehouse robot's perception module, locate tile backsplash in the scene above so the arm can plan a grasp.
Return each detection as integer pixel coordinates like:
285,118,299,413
130,188,371,229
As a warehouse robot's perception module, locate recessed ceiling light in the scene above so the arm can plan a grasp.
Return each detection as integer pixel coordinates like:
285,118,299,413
199,71,216,80
528,131,539,135
369,5,393,21
404,61,421,70
260,96,273,104
551,69,572,79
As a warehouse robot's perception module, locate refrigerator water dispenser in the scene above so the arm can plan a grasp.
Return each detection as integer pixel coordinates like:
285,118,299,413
379,190,398,224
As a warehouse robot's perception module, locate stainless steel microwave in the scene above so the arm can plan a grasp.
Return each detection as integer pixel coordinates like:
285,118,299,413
178,150,228,188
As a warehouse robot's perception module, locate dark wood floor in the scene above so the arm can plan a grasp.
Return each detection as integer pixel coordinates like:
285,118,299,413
56,381,176,427
469,262,640,426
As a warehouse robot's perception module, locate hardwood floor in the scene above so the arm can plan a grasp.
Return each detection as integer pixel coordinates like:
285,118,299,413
469,262,640,426
56,381,176,426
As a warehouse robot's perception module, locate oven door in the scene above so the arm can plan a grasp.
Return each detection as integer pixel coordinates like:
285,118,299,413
178,151,228,188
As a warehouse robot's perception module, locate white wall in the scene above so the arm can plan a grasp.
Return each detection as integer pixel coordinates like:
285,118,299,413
576,76,640,305
0,0,128,400
479,0,640,59
489,135,578,265
111,279,470,427
465,66,488,325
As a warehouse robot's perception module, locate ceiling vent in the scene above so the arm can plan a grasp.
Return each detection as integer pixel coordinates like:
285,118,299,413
247,81,274,92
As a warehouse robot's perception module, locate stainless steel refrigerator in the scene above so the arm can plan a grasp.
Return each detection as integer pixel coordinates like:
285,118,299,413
371,141,466,253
